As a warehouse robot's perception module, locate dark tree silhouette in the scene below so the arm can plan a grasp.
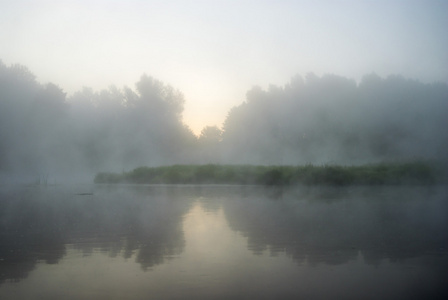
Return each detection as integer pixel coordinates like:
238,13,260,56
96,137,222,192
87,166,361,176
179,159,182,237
0,60,447,181
220,73,448,165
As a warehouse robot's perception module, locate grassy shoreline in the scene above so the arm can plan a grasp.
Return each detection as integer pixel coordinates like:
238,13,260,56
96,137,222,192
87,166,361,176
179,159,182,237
94,161,447,186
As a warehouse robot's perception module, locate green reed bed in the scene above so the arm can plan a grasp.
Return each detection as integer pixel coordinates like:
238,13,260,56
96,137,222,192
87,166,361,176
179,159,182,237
94,161,446,186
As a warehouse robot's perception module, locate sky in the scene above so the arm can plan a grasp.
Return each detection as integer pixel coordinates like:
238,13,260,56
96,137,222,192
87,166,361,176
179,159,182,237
1,0,447,134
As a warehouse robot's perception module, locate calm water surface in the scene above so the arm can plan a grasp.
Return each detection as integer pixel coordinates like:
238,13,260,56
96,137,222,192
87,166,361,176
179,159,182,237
0,185,447,299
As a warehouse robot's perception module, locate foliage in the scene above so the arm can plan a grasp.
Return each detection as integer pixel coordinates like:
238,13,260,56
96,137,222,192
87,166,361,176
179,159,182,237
94,161,446,186
221,73,448,165
1,60,447,179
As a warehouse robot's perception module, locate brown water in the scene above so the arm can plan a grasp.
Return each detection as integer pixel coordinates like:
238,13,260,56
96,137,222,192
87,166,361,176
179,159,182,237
0,185,447,299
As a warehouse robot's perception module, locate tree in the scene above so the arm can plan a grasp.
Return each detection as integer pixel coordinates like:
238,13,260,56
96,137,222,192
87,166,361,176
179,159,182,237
0,63,41,173
135,74,185,118
197,126,223,163
199,126,222,144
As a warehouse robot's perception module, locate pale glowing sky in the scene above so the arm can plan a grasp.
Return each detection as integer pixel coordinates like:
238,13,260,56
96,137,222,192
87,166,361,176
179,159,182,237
1,0,447,134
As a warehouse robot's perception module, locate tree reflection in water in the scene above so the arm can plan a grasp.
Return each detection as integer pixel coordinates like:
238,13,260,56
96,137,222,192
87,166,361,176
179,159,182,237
219,186,448,266
0,185,194,284
0,185,447,299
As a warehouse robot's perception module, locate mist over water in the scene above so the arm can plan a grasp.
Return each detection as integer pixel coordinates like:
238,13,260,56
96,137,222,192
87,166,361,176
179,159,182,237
0,185,447,299
1,61,447,183
1,2,447,298
1,59,447,298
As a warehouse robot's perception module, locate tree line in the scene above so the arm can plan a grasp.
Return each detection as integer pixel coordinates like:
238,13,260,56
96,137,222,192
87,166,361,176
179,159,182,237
0,60,447,181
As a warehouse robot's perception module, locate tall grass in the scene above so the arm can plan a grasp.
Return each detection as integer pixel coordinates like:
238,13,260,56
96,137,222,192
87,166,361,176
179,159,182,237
94,161,447,186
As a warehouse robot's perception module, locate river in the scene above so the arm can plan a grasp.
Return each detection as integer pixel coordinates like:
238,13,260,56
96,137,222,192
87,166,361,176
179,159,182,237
0,185,447,299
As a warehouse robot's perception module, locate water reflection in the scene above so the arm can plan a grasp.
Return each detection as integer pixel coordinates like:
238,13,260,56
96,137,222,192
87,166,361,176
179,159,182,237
0,185,447,299
0,185,193,283
220,186,448,266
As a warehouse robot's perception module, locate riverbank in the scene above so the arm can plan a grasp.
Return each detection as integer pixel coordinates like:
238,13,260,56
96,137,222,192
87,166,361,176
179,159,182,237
94,161,447,186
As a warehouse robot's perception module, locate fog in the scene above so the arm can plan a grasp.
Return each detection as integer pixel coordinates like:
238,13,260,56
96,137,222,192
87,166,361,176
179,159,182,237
1,185,447,299
0,61,447,183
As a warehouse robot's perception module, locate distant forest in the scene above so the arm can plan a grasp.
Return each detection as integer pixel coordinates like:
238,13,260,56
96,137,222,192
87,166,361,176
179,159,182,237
1,60,447,181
